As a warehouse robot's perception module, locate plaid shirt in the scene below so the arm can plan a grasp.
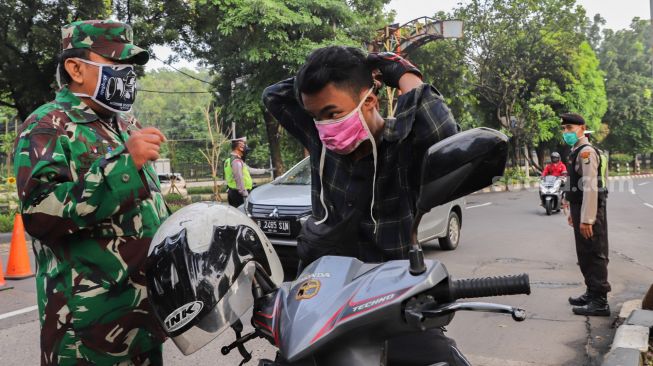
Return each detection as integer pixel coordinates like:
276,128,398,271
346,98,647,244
262,78,458,260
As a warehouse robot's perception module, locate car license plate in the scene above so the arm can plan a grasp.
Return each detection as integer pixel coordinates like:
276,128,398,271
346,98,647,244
257,220,291,236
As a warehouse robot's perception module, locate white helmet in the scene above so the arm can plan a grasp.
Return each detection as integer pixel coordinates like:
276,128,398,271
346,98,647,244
145,202,283,355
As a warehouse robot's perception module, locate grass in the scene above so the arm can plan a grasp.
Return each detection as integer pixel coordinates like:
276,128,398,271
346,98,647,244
0,213,14,232
187,186,216,195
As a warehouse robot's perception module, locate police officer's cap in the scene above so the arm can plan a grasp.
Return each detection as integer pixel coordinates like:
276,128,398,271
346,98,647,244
560,113,585,126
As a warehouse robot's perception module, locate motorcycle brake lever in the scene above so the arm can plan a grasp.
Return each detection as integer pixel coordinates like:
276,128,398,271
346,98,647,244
421,301,527,322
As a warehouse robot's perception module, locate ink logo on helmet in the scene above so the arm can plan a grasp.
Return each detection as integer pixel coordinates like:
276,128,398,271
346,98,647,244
164,301,204,332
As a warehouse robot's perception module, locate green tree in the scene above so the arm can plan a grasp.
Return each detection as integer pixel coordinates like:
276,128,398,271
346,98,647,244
410,11,480,130
171,0,392,175
0,0,181,120
457,0,606,169
598,18,653,154
132,68,214,171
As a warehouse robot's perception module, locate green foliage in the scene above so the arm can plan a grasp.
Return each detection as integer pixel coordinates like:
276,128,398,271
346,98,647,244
164,193,190,207
170,0,392,173
410,13,480,130
0,214,14,232
609,153,633,165
0,0,180,121
497,167,530,184
187,186,215,195
451,0,607,166
132,68,213,169
598,18,653,154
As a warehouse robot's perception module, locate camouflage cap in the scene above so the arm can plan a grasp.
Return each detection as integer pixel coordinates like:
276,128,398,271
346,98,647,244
61,19,149,65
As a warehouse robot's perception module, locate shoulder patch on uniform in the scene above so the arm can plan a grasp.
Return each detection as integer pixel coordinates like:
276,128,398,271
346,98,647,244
580,151,590,159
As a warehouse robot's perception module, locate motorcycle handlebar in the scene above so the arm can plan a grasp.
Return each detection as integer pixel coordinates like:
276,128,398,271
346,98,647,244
449,273,530,300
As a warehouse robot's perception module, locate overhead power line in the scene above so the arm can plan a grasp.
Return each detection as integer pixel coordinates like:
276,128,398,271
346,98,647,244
137,88,212,94
151,54,213,85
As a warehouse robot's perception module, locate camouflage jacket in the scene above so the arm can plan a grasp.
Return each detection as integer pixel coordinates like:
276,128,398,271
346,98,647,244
14,87,169,364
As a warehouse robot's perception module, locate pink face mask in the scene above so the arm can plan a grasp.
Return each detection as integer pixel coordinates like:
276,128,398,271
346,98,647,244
314,88,374,155
313,88,380,233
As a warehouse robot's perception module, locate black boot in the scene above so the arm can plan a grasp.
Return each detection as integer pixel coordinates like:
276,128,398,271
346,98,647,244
573,294,610,317
568,291,589,306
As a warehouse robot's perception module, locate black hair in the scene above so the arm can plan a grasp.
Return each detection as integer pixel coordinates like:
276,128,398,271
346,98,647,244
295,46,373,103
231,140,243,150
57,48,90,85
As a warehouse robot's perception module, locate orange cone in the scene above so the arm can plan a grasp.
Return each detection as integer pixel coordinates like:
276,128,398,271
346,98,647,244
0,257,13,291
5,214,34,279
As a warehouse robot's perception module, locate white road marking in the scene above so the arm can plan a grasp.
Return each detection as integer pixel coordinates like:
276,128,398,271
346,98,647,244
638,181,650,186
467,202,493,209
630,188,636,195
0,305,38,321
644,203,653,210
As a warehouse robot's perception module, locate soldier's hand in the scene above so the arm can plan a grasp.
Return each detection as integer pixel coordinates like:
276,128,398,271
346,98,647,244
126,127,167,170
580,223,594,239
567,215,573,227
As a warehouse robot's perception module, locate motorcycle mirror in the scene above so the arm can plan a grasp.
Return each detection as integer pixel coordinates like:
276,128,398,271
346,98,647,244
417,127,508,212
408,128,509,275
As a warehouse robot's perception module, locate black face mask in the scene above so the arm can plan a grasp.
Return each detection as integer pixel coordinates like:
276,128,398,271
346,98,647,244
243,145,252,159
73,58,137,113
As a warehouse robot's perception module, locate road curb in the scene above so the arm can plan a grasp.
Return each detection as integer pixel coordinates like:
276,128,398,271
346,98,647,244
602,301,651,366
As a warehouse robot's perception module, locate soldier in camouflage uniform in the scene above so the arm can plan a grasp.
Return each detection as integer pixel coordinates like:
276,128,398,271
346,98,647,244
14,20,169,365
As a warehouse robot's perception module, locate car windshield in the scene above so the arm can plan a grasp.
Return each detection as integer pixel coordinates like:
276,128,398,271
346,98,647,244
274,158,311,185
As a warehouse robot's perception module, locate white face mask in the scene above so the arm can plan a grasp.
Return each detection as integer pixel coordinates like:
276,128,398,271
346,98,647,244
71,58,137,113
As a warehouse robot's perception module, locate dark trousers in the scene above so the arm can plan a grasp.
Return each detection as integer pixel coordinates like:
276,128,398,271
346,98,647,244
227,188,245,208
570,202,611,295
387,329,471,366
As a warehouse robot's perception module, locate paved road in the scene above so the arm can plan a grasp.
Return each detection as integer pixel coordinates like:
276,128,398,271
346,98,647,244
1,176,651,365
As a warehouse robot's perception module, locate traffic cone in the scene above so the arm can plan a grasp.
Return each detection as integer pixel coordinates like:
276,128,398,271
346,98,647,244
0,257,13,291
5,214,34,279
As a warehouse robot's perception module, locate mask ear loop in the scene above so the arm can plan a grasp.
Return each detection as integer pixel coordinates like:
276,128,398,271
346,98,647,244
361,118,378,234
314,146,329,225
358,88,379,233
55,63,64,89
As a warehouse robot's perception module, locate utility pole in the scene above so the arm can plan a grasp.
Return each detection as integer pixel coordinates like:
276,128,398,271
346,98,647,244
650,0,653,76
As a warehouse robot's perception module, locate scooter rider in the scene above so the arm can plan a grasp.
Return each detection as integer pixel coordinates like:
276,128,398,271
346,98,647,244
541,152,567,177
263,47,469,365
561,113,611,317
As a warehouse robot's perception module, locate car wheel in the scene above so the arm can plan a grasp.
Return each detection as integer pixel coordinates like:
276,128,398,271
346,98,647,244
439,211,461,250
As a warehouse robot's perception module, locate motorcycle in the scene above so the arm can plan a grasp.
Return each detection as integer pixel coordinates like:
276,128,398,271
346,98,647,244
146,128,532,366
539,175,565,215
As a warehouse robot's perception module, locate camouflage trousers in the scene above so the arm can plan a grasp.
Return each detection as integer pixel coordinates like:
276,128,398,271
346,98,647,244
43,331,163,366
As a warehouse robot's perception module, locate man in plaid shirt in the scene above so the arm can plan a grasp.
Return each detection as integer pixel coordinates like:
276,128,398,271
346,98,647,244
263,46,468,365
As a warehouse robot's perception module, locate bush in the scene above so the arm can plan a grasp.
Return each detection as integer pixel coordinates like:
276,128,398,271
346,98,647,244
0,214,14,232
168,204,185,213
498,167,529,184
187,186,215,195
164,193,190,207
610,153,633,166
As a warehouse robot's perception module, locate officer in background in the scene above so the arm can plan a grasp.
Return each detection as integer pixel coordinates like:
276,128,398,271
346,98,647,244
14,20,168,364
561,113,611,317
224,137,270,207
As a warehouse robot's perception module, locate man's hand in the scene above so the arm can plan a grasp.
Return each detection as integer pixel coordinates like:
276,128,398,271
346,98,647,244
367,52,422,89
580,223,594,239
567,215,573,227
126,127,166,170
